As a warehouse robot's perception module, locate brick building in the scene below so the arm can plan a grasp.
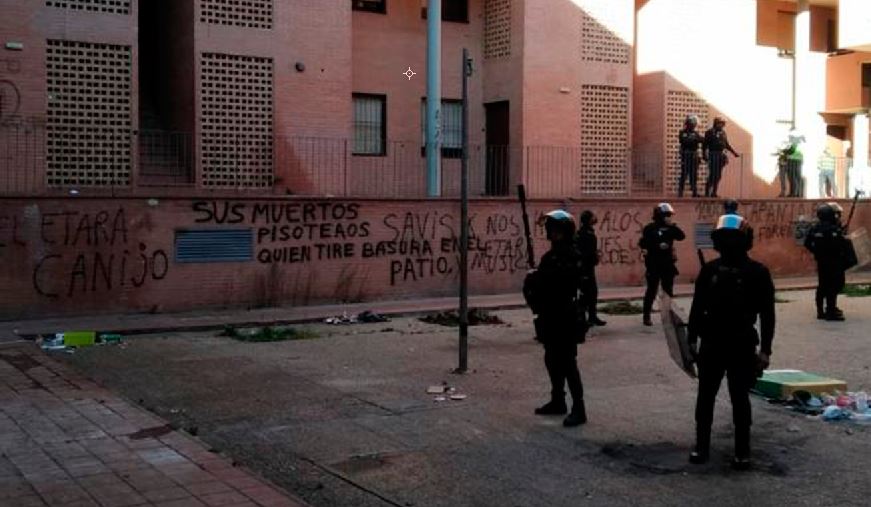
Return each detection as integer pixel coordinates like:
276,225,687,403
1,0,868,199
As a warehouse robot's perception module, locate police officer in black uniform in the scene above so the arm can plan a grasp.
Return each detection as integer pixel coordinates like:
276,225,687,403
525,210,588,427
639,203,686,326
678,115,704,198
804,203,848,321
703,118,740,198
576,210,607,327
688,214,775,470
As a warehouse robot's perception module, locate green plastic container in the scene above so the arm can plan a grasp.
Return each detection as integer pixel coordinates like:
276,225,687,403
755,369,847,399
62,331,96,347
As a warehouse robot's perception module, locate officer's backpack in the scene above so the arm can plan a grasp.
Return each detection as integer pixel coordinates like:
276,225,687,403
705,264,750,325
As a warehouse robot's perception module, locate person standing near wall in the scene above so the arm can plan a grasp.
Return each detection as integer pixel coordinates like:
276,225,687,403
687,214,775,471
817,147,837,198
638,203,685,326
784,130,806,198
524,210,588,427
804,203,848,321
703,118,740,198
576,210,606,327
678,115,704,198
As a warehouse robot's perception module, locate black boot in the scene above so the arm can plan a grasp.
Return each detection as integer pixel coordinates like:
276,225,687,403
689,426,710,464
731,426,751,471
825,309,845,321
563,401,587,427
643,315,653,326
589,317,607,327
535,399,567,416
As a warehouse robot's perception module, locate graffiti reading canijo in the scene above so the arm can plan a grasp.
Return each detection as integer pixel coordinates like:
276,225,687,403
0,207,168,299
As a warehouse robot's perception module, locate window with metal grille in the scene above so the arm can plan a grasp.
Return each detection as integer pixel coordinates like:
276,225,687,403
45,0,130,15
422,0,468,23
200,0,273,29
45,40,133,187
665,90,709,195
353,94,386,156
484,0,511,59
175,229,253,263
200,52,274,188
353,0,386,14
579,85,629,194
420,99,463,158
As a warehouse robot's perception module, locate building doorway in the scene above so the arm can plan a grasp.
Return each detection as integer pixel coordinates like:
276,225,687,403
485,101,509,196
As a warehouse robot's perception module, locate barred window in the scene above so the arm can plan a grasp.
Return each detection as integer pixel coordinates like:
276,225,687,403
421,99,463,158
353,94,386,156
422,0,469,23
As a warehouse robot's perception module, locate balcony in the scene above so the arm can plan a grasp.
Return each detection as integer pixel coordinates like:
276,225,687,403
826,51,871,113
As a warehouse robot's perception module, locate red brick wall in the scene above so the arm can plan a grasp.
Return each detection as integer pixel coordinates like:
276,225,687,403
1,196,857,320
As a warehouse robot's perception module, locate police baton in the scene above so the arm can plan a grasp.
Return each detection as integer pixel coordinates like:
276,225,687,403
518,184,536,269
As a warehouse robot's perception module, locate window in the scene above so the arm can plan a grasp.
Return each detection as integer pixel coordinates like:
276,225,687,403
420,98,463,158
352,0,386,14
353,94,386,156
421,0,469,23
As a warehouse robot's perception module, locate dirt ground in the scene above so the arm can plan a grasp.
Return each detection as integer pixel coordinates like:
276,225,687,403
57,290,871,507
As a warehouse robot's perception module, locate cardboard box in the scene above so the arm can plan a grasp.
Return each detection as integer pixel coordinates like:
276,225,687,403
755,369,847,399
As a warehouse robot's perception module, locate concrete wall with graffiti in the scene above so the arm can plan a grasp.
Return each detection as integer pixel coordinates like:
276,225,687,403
0,197,862,319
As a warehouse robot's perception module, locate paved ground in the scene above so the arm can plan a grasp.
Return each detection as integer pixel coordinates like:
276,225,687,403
0,343,310,506
36,289,871,507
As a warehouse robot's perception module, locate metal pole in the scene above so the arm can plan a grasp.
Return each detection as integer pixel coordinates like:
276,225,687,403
426,0,442,197
458,48,471,373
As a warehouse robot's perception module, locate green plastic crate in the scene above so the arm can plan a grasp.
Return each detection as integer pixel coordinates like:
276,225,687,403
63,331,96,347
755,369,847,399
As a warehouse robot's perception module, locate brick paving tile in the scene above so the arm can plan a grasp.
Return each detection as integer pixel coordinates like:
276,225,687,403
153,498,207,507
119,468,177,492
0,345,310,507
142,486,197,503
196,491,250,507
0,494,47,506
182,481,234,497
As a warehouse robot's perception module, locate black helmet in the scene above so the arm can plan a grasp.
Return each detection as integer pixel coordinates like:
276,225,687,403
817,203,835,222
827,202,844,219
723,199,739,215
544,209,576,241
711,214,752,253
653,202,675,221
580,210,595,225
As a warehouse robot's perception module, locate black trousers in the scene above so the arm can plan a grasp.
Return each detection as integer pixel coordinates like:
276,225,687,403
777,163,788,197
581,270,599,321
705,151,727,197
678,151,699,197
695,343,757,456
544,341,584,405
786,160,803,197
643,268,675,318
816,264,846,314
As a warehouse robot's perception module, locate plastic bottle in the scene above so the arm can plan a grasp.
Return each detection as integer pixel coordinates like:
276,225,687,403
856,392,869,413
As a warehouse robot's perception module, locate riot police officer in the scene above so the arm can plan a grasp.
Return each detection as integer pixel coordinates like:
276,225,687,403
688,214,775,470
576,210,606,327
678,115,704,198
804,203,848,321
639,203,686,326
703,118,740,198
525,210,588,427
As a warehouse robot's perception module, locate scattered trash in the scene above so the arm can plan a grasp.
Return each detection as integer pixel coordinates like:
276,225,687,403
754,370,847,399
357,311,390,323
427,385,447,394
419,308,504,327
597,300,648,316
787,425,800,433
324,312,358,325
774,294,792,304
822,406,852,421
449,394,467,401
427,382,467,402
220,325,319,342
433,396,447,402
39,332,124,352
